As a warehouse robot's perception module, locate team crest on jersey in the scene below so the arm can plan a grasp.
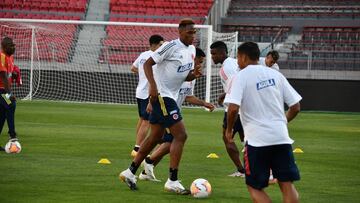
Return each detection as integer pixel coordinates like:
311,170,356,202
172,113,179,120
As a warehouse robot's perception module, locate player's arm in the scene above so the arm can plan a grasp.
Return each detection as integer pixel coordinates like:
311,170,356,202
225,103,239,143
143,57,158,103
217,92,226,106
130,65,138,74
185,95,215,112
0,71,10,93
286,102,300,123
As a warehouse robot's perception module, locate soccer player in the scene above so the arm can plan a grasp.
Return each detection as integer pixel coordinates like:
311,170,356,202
210,41,245,177
139,48,215,181
129,34,164,158
119,18,201,194
224,42,301,203
0,37,19,151
259,50,280,71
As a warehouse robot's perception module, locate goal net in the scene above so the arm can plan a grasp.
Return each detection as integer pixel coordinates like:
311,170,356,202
0,19,214,105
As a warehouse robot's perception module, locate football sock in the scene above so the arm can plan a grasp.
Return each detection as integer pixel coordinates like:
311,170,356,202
133,145,140,152
129,162,140,174
145,157,154,164
169,168,178,181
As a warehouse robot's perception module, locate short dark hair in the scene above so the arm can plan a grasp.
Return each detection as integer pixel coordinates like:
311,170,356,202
237,42,260,61
210,41,228,54
196,47,206,58
1,36,14,47
266,50,279,62
178,18,195,29
149,34,164,45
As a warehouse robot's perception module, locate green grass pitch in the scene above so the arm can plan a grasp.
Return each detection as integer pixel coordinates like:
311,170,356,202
0,101,360,202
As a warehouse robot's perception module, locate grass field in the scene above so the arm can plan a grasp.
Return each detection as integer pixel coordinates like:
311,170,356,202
0,101,359,203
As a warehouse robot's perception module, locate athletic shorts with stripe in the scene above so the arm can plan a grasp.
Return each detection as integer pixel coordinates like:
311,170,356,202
244,143,300,190
149,96,182,128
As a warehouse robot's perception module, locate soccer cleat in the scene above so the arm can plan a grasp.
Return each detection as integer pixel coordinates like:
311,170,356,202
143,161,160,181
228,171,245,177
130,150,138,158
164,178,190,195
139,172,161,182
0,146,4,151
119,169,137,190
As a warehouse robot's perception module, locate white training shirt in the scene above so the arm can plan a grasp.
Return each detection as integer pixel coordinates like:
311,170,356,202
218,57,240,111
224,64,302,147
176,80,196,110
133,50,154,99
151,39,196,101
259,57,280,71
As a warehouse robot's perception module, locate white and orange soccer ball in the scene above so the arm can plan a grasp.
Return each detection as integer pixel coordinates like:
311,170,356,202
5,140,21,154
190,178,212,198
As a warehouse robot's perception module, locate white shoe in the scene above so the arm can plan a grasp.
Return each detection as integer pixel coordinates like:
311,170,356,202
164,178,190,195
119,169,137,190
228,171,245,177
139,172,161,182
144,161,159,181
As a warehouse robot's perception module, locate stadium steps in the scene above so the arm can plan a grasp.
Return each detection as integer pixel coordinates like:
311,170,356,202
72,0,110,65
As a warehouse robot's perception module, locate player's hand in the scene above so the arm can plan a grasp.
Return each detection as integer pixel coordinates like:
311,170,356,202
10,95,16,102
149,85,158,103
218,94,225,106
204,102,215,112
193,66,203,78
225,130,234,143
146,102,152,113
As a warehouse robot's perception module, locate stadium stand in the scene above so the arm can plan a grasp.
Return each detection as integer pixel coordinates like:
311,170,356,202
102,0,214,64
0,0,89,62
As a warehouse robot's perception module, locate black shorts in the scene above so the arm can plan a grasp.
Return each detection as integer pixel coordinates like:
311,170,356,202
149,96,182,128
161,131,174,143
223,112,244,138
244,143,300,190
137,98,150,120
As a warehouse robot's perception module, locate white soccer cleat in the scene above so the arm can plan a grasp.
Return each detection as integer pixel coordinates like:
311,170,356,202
228,171,245,177
164,178,190,195
143,161,159,181
119,169,137,190
139,172,161,182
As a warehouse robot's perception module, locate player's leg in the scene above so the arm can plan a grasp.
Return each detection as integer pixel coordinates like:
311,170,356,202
140,134,171,181
244,143,272,202
0,104,6,151
222,112,244,177
131,98,150,157
247,186,271,203
120,123,165,190
278,182,299,203
165,120,190,194
6,100,17,139
271,144,300,203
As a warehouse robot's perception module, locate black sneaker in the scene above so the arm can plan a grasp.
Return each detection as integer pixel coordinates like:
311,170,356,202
0,146,5,151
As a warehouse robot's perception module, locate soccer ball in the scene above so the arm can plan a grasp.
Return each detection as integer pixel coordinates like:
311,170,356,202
190,178,212,198
5,140,21,154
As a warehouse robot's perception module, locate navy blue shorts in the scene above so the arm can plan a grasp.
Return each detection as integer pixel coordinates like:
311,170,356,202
149,96,182,128
244,143,300,190
223,112,244,139
161,130,174,143
137,98,150,120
